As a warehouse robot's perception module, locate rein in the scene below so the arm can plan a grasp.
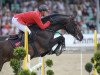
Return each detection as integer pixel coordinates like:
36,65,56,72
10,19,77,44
50,17,56,24
45,28,55,33
45,28,63,37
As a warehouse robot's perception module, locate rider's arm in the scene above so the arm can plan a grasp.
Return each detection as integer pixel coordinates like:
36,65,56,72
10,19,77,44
34,14,50,30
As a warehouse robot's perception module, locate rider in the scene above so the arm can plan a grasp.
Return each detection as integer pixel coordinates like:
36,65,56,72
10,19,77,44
12,4,51,45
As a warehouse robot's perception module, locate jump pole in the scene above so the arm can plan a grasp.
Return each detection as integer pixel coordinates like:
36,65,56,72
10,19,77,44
23,28,29,69
22,28,45,75
93,30,97,75
41,57,45,75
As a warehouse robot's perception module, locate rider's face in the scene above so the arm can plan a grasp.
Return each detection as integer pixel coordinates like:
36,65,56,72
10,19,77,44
41,11,49,16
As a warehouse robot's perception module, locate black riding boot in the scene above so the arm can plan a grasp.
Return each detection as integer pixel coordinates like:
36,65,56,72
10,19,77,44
20,33,34,45
18,31,24,41
28,33,34,43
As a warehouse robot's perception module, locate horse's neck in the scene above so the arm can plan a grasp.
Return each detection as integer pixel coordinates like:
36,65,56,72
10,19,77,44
42,14,69,32
48,24,62,33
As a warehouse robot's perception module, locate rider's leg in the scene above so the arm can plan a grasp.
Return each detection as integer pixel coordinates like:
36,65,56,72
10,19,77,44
15,24,35,43
12,17,31,34
12,17,32,45
12,17,35,43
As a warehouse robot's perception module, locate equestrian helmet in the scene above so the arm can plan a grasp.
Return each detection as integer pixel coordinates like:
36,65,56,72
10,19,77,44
38,4,49,12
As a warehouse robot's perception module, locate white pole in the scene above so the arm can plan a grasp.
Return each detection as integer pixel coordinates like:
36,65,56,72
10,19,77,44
39,57,42,75
96,0,100,32
81,50,82,75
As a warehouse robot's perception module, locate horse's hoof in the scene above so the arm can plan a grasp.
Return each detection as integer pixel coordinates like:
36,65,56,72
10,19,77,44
48,51,55,55
55,49,62,56
48,51,53,55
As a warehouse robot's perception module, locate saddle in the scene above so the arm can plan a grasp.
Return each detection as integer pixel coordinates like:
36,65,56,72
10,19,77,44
8,30,36,47
9,35,19,40
8,32,40,57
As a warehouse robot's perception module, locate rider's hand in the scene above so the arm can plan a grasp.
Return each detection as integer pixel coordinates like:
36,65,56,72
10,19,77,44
46,21,50,25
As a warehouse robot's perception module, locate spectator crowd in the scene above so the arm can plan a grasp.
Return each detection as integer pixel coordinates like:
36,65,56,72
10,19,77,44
0,0,100,35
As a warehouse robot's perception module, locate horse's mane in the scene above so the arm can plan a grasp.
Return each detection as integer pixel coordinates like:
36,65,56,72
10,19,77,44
42,13,71,22
42,13,70,19
30,13,74,32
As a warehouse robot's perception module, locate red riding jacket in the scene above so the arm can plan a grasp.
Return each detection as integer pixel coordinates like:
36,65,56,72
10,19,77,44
14,11,50,29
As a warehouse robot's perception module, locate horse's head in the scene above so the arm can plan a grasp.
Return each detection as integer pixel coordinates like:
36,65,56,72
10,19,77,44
41,14,83,41
64,16,83,41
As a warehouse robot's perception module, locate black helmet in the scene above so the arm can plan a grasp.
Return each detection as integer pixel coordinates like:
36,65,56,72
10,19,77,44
38,4,49,12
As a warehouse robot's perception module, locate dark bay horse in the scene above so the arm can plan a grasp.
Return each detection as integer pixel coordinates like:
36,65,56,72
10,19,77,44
0,14,83,71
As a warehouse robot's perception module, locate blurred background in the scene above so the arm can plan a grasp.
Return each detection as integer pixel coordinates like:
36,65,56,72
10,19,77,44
0,1,100,75
0,0,100,35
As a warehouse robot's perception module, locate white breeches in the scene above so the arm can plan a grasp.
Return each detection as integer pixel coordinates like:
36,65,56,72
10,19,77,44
12,17,31,34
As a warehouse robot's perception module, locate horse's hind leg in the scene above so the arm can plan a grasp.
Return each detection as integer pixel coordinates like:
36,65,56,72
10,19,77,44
0,61,3,71
0,50,4,71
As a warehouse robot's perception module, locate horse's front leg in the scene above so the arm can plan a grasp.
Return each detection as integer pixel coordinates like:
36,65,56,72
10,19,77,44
49,36,65,56
41,36,65,57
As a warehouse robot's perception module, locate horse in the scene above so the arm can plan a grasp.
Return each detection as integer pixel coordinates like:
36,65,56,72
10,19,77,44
0,14,83,71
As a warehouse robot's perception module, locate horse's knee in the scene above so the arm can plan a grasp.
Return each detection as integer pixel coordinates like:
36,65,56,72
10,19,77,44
59,36,65,43
60,36,65,40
